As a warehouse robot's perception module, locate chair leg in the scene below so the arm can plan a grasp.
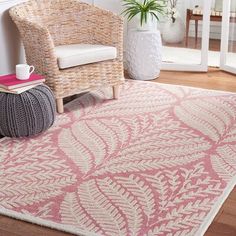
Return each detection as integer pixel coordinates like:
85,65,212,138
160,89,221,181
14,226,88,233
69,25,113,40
56,98,64,114
195,20,198,47
113,85,120,99
186,9,191,47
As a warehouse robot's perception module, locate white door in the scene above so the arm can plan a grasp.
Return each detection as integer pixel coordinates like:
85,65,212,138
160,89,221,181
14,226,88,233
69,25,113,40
161,0,212,72
220,0,236,74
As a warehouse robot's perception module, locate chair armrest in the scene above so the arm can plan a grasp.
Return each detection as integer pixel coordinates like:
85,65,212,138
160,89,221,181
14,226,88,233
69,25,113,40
90,7,124,61
9,11,59,77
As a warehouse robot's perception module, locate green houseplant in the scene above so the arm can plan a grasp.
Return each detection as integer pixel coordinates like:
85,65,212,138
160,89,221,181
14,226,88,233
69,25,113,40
122,0,166,30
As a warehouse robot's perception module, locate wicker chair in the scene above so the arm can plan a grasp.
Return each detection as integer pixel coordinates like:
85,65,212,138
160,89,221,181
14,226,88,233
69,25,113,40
9,0,124,113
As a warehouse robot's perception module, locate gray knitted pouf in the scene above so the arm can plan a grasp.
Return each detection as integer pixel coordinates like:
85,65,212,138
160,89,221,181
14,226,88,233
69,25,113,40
0,84,56,138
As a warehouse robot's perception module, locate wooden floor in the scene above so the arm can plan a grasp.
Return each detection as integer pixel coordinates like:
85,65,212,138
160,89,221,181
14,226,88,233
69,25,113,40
1,68,236,236
156,67,236,93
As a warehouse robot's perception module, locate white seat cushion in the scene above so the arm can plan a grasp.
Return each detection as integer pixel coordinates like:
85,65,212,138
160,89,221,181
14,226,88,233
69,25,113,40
55,44,117,69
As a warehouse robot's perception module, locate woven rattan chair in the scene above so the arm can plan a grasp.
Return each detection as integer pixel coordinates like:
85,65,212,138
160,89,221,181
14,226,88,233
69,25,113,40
10,0,124,113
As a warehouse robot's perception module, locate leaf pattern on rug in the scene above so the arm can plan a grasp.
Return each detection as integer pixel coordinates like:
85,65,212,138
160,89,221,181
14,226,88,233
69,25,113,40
144,163,222,235
115,174,155,219
61,180,130,236
58,126,95,174
96,177,143,236
174,97,236,142
223,122,236,143
211,144,236,181
1,81,236,236
61,192,107,235
21,202,54,219
0,133,77,208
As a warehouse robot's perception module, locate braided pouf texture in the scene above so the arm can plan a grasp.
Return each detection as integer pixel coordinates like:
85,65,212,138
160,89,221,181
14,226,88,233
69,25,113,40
0,85,56,138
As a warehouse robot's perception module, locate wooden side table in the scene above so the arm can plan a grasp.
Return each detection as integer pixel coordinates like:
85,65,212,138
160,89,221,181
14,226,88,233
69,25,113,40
186,9,236,46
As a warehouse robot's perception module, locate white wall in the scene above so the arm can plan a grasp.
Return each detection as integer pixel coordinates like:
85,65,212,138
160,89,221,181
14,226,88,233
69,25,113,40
94,0,122,13
0,0,26,75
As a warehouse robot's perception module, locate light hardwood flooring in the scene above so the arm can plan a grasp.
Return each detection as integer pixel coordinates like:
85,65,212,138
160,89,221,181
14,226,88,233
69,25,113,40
0,68,236,236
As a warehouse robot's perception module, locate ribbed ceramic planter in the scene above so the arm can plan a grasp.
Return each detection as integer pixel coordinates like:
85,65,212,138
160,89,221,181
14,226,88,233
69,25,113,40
126,30,162,80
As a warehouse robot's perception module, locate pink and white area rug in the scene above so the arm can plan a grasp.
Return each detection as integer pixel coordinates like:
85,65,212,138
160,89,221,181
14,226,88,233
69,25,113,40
1,81,236,236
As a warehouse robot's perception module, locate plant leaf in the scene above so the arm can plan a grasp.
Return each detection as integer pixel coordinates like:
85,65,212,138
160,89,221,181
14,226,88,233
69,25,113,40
121,0,165,23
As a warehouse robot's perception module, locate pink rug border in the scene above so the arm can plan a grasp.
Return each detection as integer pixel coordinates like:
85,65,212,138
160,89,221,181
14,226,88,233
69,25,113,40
0,207,97,236
194,177,236,235
1,82,236,236
0,178,235,236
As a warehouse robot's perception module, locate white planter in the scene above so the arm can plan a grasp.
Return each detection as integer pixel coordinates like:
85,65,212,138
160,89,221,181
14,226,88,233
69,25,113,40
136,14,156,31
128,14,157,31
162,17,185,44
126,30,162,80
137,21,152,31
